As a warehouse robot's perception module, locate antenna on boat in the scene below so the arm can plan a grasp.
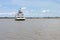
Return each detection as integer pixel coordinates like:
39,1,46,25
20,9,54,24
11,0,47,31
18,8,22,13
19,8,21,11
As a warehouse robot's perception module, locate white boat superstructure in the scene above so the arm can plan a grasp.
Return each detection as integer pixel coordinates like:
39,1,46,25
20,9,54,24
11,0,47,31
15,8,26,21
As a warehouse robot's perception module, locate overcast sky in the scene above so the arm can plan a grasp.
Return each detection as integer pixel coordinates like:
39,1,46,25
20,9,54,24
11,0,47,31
0,0,60,17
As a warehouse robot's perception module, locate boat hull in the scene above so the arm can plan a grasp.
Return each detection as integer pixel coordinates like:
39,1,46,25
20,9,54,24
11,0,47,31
15,18,25,21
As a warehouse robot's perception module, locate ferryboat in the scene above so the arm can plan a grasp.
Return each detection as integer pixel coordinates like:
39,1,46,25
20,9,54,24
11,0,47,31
15,8,25,21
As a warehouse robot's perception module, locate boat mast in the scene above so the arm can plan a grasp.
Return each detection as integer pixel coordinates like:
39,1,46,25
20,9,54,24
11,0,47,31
18,8,22,13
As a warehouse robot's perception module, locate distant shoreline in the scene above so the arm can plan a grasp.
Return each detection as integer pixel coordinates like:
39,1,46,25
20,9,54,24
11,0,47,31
0,17,60,19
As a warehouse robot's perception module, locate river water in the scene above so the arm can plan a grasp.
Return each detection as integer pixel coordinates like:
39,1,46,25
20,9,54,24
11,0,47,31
0,19,60,40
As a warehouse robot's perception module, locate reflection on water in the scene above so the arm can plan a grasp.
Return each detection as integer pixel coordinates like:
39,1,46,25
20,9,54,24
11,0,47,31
0,19,60,40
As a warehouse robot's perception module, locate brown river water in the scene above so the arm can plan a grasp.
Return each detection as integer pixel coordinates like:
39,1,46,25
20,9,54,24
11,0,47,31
0,19,60,40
